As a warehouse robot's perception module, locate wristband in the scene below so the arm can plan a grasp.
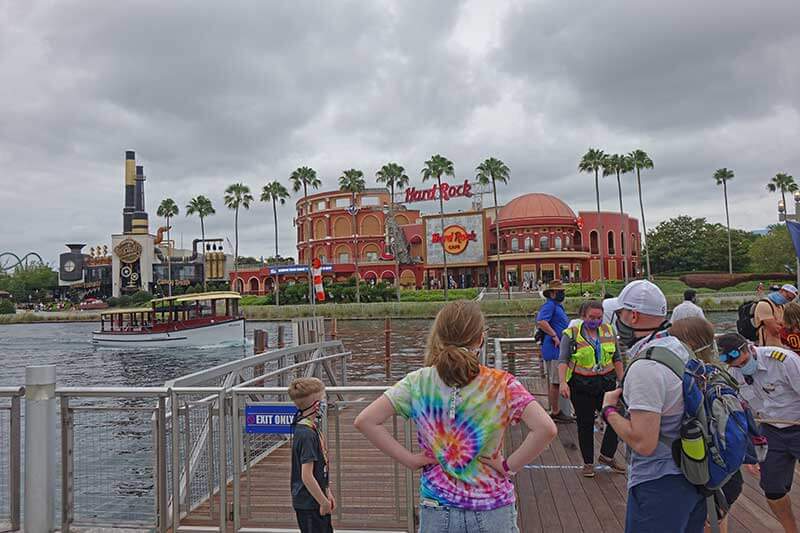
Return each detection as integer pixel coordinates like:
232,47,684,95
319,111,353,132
502,458,516,477
601,405,619,424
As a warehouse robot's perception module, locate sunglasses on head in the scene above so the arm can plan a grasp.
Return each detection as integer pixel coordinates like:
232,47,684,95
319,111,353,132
719,344,746,363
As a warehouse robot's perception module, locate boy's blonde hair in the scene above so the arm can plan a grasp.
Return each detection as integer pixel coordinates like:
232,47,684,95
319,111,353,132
288,377,325,410
668,317,716,363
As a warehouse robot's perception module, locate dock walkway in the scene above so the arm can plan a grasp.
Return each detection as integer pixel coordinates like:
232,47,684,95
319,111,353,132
184,401,800,532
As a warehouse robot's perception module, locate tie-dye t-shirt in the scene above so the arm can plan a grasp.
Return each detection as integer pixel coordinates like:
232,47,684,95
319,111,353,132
385,365,535,511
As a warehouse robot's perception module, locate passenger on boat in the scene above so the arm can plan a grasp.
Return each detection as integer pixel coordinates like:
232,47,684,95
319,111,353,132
355,301,557,533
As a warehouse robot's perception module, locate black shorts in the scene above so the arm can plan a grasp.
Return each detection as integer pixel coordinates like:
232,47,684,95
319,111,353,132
714,470,744,519
760,425,800,497
295,508,334,533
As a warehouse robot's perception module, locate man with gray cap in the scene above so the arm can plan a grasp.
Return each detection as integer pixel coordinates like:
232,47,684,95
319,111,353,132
600,280,706,532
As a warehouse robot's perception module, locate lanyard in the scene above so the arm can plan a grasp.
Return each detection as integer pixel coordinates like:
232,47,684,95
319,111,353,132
583,325,602,367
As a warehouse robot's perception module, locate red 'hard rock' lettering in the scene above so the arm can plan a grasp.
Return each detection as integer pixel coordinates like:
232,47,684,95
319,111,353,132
405,179,473,203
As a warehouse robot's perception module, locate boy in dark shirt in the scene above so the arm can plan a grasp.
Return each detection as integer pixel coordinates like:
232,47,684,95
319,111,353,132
288,377,335,533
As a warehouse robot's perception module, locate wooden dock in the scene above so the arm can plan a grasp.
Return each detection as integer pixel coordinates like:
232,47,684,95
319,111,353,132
183,398,800,532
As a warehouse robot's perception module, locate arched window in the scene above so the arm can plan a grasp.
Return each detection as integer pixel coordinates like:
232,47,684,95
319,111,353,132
620,232,626,255
565,235,572,249
590,231,599,255
511,238,519,252
574,230,583,247
360,215,382,235
333,216,351,238
314,219,327,240
554,236,562,250
361,243,380,262
334,245,351,264
607,231,616,255
524,237,533,252
539,235,549,251
249,278,260,293
631,235,638,255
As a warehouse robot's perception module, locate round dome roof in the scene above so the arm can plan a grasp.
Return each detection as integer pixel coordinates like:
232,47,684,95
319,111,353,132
498,193,576,221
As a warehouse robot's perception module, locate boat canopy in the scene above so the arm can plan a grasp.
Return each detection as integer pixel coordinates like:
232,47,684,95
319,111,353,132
174,291,241,303
100,307,157,316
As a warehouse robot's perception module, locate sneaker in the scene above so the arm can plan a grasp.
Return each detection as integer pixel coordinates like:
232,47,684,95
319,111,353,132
550,411,575,424
582,464,595,478
598,455,626,474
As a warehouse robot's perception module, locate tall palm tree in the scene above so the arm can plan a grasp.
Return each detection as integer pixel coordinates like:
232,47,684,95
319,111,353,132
185,195,215,291
628,149,655,279
767,172,798,210
289,167,321,304
339,169,366,303
714,168,735,275
376,162,410,302
422,154,455,300
602,154,632,282
156,198,179,296
476,157,510,298
579,148,607,294
260,181,290,258
224,183,254,283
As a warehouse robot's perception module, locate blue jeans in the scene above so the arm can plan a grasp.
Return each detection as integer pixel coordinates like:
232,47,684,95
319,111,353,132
419,502,518,533
626,474,706,533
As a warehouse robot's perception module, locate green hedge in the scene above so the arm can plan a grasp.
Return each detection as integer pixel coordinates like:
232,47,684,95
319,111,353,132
0,299,15,314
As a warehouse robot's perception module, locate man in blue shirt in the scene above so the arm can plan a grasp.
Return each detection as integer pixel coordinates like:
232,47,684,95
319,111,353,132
537,280,573,422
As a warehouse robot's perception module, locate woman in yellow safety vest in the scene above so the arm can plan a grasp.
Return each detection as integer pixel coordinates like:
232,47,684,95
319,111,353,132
557,300,625,478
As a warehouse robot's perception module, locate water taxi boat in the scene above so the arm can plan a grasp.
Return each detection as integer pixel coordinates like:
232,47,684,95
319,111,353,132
92,291,245,347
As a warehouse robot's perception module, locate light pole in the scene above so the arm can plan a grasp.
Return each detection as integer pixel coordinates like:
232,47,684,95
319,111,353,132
777,190,800,289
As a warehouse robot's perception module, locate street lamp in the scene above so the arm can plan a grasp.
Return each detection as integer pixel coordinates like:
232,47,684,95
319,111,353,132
777,191,800,289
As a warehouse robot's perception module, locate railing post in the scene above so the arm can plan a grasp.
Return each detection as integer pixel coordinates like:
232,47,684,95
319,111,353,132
170,389,181,533
331,317,338,340
278,325,286,348
157,396,168,533
404,418,415,533
60,396,73,533
232,392,242,532
218,390,227,533
384,317,392,380
494,338,503,370
9,392,21,531
24,365,56,533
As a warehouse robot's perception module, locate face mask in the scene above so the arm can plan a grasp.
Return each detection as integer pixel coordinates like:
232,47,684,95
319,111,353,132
554,292,566,303
768,292,788,306
739,353,758,376
693,341,718,360
316,398,328,422
584,318,602,330
615,310,669,349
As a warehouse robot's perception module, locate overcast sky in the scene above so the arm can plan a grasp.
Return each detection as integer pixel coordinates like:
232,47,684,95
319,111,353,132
2,0,800,265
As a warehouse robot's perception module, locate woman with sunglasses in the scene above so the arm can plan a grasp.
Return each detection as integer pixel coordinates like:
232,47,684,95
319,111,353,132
717,333,800,533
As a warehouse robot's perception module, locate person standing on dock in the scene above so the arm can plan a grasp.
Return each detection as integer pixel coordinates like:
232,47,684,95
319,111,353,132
355,301,557,533
717,333,800,533
601,280,707,533
670,290,705,322
557,300,625,478
289,377,335,533
536,280,574,423
755,284,797,346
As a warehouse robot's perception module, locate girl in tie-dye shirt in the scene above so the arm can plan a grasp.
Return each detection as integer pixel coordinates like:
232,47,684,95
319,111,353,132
355,301,557,533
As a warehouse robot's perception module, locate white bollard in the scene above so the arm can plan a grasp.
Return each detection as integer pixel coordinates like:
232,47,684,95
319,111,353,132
24,365,56,533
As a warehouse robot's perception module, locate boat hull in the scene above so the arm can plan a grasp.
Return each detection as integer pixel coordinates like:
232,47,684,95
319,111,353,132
92,318,246,348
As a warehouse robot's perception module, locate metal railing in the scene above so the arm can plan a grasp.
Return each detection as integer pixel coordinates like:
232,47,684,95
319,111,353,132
230,385,414,533
0,387,23,532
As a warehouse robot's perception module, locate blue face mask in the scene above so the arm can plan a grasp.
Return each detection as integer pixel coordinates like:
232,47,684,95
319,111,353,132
554,292,566,303
739,353,758,376
768,292,788,306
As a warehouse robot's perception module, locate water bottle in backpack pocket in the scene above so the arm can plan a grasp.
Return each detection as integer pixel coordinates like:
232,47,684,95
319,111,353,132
672,417,710,486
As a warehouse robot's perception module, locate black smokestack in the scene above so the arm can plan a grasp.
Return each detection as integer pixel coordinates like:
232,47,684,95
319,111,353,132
132,164,149,234
123,150,136,233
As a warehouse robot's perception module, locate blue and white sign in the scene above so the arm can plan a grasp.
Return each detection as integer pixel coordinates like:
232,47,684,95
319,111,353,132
245,404,298,434
269,264,333,276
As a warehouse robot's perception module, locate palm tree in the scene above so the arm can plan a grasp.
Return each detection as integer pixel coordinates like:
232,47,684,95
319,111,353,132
156,198,179,296
767,172,798,210
603,154,632,282
339,169,366,303
224,183,254,284
422,154,455,300
579,148,607,294
476,157,510,298
289,167,321,304
376,162,410,302
260,181,290,259
714,168,735,275
185,195,215,291
628,149,655,279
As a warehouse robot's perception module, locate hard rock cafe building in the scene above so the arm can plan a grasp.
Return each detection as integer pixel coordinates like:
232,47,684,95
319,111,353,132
231,179,641,294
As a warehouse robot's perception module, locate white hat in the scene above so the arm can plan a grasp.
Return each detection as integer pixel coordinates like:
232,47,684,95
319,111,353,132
602,297,619,324
781,284,798,296
610,280,668,317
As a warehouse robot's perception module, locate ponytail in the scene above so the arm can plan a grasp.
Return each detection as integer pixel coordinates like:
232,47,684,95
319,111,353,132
424,301,485,388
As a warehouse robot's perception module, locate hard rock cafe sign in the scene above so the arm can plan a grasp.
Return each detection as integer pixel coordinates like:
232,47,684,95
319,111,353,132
431,224,477,255
114,239,142,263
404,179,473,203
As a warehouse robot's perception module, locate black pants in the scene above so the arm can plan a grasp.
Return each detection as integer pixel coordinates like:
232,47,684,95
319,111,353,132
569,374,619,465
295,509,334,533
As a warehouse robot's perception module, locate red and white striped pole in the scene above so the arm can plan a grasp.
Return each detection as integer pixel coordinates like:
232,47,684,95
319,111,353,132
312,258,325,302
